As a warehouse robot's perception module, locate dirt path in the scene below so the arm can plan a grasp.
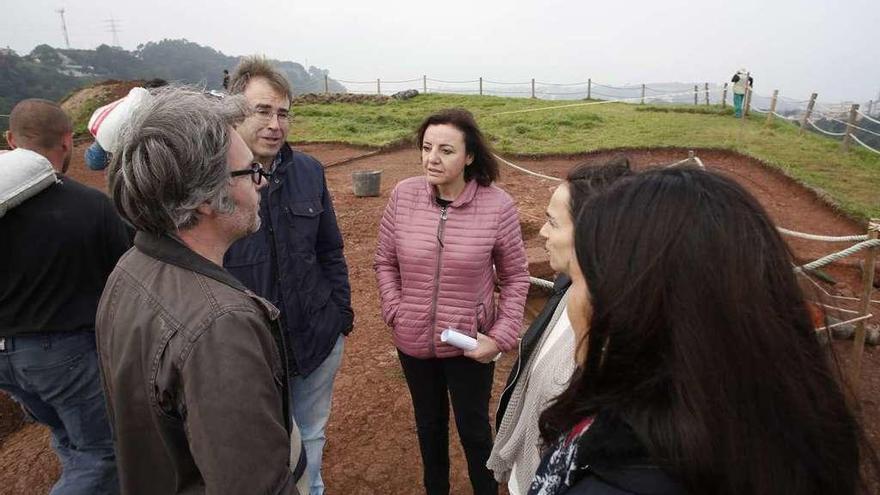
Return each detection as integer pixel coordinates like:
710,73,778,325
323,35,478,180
1,142,877,494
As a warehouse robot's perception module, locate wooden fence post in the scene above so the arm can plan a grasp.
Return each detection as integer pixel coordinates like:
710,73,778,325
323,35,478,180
587,78,591,100
479,77,483,96
765,89,779,126
703,83,709,105
799,93,818,135
841,104,860,151
722,83,728,107
851,219,879,396
743,74,752,116
423,75,427,94
868,100,875,117
641,84,645,105
324,74,329,94
694,85,698,105
377,78,381,95
531,78,536,99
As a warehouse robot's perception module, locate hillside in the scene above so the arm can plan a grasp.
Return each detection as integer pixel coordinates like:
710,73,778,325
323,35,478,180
289,94,880,220
0,39,345,131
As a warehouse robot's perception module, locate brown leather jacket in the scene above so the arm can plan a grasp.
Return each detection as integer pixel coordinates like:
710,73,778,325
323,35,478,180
96,232,304,494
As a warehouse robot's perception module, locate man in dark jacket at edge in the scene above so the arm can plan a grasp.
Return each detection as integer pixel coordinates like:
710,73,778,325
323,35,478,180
224,56,353,495
95,86,306,494
0,99,127,494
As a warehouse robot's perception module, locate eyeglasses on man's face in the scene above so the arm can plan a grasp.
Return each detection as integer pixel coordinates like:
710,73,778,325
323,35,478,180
229,162,271,185
251,106,292,125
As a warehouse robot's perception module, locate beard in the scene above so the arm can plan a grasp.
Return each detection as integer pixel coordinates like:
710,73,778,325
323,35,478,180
228,200,262,241
249,211,262,234
61,149,72,173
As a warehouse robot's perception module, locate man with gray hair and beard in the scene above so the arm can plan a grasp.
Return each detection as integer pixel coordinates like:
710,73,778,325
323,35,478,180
95,87,307,494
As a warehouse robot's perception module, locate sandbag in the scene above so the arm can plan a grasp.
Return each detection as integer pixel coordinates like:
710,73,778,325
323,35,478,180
0,148,58,218
88,87,151,152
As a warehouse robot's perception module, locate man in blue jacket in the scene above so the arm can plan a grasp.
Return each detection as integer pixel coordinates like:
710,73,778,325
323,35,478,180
224,56,353,495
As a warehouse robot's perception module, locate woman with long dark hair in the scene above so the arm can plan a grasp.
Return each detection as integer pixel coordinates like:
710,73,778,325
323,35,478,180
531,167,875,495
375,108,530,494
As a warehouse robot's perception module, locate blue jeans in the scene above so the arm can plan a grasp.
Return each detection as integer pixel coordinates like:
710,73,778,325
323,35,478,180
290,334,345,495
733,93,745,118
0,332,118,495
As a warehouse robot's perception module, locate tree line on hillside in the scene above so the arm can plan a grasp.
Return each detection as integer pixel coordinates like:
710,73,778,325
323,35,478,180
0,39,345,134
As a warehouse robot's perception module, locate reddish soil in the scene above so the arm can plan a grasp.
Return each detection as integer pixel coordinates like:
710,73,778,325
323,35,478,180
2,141,878,494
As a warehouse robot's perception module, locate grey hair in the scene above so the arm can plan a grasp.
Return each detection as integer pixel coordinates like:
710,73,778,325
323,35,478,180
107,85,249,235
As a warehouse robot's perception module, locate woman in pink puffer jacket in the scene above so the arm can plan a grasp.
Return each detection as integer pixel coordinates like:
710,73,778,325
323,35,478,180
375,108,530,495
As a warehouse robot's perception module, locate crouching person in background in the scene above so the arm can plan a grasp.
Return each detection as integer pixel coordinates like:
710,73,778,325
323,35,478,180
95,86,307,494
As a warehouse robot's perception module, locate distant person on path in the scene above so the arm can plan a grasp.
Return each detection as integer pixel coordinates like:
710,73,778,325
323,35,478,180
487,157,632,495
84,79,167,171
0,99,128,494
96,86,307,494
224,56,353,495
731,68,753,118
375,108,530,495
223,69,230,90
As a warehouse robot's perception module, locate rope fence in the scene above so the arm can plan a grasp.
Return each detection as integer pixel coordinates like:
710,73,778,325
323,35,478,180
326,75,735,106
856,109,880,126
529,276,555,290
317,74,880,154
796,239,880,272
493,154,561,181
776,227,867,243
851,134,880,155
749,89,880,154
815,314,874,332
808,120,847,137
811,111,880,138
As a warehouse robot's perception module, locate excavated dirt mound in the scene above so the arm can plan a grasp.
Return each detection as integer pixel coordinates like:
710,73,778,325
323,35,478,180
60,80,147,138
293,93,392,105
2,141,878,494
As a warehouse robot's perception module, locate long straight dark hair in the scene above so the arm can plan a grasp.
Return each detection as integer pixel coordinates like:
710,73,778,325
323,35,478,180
540,167,874,494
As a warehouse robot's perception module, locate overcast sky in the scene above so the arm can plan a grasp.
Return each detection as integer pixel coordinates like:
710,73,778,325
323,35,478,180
2,0,878,102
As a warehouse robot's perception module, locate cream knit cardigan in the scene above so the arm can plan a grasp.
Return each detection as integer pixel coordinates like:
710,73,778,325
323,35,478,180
487,294,577,493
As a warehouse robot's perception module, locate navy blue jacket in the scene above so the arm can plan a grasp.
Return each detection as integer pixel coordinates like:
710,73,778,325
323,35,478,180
225,144,353,376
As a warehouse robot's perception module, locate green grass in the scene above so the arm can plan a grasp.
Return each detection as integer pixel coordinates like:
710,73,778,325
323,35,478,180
71,97,104,137
291,94,880,220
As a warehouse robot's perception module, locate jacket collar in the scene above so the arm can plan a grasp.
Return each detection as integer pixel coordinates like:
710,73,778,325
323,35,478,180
134,231,249,293
575,411,684,494
423,176,481,208
269,142,293,176
554,273,572,294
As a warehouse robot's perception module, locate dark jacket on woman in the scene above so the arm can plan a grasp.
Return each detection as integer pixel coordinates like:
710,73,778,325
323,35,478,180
531,412,685,495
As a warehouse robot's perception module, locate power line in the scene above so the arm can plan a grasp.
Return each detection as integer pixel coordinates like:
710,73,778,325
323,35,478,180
56,8,70,49
103,16,121,47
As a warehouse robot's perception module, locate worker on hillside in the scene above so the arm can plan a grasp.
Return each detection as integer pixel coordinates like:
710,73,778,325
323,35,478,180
731,68,754,118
